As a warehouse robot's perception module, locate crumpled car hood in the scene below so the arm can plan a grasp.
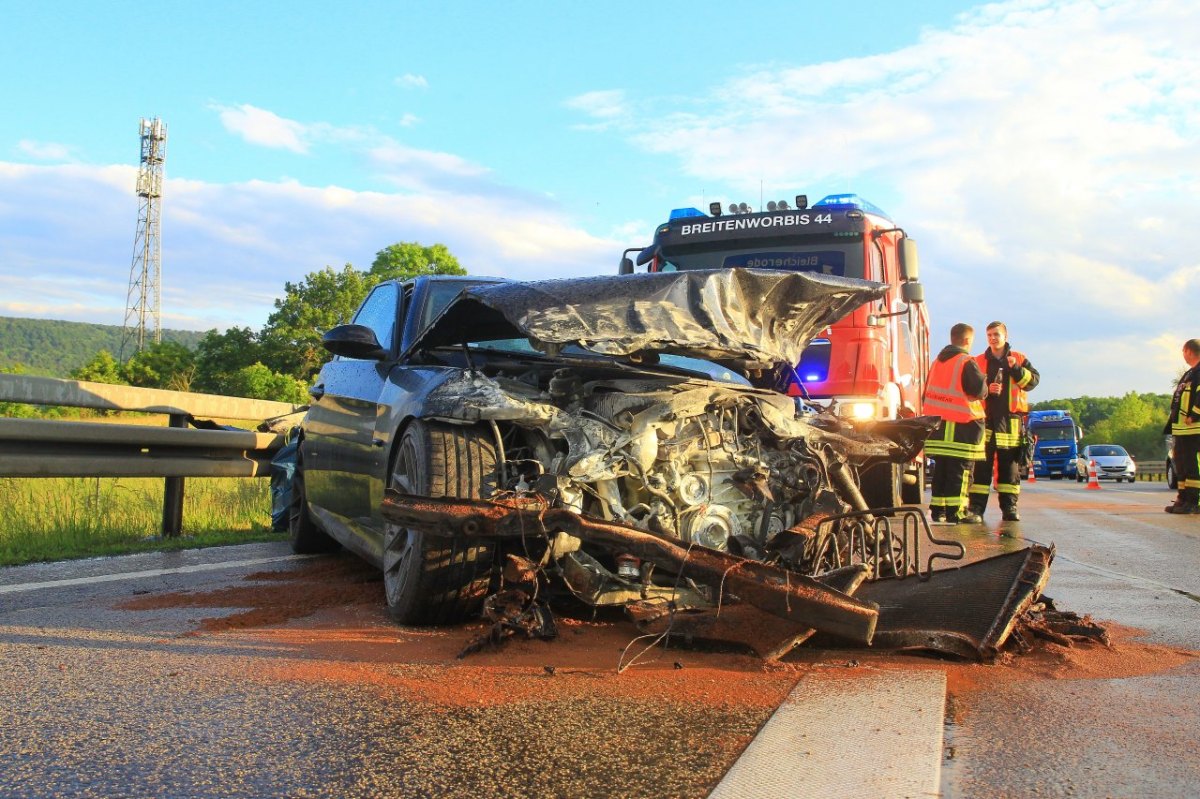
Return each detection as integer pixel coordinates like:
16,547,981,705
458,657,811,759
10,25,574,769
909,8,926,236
409,268,888,366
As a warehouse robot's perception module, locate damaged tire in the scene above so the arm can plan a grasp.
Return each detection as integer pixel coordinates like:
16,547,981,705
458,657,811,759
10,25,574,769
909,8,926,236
289,459,339,554
383,419,499,625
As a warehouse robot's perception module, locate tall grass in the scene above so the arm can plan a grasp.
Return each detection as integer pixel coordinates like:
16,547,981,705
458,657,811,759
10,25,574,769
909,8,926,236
0,476,285,566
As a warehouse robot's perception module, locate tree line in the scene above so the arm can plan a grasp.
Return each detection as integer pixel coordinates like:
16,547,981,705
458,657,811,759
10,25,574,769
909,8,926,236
1,242,464,413
1029,393,1173,461
0,317,204,376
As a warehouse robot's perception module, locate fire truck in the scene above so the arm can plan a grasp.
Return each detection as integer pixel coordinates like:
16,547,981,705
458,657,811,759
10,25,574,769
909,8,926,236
619,193,930,507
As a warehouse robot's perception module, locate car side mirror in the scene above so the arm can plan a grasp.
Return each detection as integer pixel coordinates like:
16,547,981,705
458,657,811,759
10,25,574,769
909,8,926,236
901,281,924,304
322,324,388,360
619,257,634,275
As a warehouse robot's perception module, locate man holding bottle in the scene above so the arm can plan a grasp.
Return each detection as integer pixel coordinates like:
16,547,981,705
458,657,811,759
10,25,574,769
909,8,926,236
967,321,1040,522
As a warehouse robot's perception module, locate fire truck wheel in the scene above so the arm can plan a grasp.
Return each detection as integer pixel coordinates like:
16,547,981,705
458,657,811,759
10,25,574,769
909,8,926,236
860,462,903,510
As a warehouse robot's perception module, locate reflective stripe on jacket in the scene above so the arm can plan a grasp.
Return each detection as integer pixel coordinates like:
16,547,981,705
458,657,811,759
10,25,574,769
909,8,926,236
1170,366,1200,436
925,419,986,460
975,349,1032,414
924,353,985,423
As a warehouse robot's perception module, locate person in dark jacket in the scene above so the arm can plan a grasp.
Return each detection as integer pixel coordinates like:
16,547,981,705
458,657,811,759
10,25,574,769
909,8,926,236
1164,338,1200,514
923,323,988,524
968,321,1040,522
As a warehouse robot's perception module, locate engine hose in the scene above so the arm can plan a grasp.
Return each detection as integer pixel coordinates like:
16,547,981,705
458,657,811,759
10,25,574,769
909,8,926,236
627,459,680,533
825,449,871,514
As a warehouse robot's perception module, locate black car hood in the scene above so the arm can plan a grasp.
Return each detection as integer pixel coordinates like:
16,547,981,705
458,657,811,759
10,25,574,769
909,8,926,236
409,269,889,367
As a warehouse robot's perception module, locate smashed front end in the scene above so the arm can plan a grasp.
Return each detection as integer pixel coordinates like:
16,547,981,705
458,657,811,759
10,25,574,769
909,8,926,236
385,270,1058,661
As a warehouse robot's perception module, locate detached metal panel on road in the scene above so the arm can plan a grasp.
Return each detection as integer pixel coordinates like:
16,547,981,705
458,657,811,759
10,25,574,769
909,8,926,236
710,670,945,799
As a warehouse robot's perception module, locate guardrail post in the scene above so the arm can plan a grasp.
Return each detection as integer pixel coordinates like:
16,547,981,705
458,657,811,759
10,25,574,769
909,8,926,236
162,414,187,537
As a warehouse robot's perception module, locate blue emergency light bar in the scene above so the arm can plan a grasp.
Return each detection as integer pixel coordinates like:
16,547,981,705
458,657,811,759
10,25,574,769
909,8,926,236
668,207,707,220
812,194,892,221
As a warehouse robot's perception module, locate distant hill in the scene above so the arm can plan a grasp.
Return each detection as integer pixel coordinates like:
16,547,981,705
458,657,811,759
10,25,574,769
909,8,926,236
0,316,207,377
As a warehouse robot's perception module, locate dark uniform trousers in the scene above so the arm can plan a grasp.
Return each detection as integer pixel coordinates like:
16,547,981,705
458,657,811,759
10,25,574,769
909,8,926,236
927,419,985,517
969,417,1022,514
1177,434,1200,505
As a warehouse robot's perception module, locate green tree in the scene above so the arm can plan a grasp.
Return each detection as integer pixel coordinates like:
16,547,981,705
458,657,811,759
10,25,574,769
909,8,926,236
193,327,263,394
121,341,196,390
223,363,308,404
1077,392,1171,460
70,350,125,385
259,264,372,381
368,242,465,282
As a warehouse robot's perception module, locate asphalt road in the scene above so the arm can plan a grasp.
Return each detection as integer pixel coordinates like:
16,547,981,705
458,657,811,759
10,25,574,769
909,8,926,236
2,477,1198,798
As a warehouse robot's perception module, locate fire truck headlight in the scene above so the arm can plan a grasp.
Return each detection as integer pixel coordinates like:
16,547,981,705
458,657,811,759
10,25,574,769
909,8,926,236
849,402,876,420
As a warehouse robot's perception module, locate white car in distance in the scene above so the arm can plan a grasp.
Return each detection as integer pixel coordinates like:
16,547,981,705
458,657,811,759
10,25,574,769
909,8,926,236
1076,444,1137,483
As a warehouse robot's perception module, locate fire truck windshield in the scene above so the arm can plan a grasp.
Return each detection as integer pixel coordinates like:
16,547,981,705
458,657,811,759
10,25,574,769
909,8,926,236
655,238,866,279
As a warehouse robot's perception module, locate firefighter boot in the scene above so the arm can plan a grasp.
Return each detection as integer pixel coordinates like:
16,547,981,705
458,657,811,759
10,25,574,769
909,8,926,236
967,498,988,520
1165,489,1200,514
1000,496,1020,523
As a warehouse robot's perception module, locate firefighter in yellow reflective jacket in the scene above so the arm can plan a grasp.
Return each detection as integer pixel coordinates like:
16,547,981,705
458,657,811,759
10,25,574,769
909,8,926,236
968,321,1040,522
924,323,988,524
1164,338,1200,514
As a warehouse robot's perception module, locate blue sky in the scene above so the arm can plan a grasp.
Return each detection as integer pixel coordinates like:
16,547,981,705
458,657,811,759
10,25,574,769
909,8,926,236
1,0,1197,399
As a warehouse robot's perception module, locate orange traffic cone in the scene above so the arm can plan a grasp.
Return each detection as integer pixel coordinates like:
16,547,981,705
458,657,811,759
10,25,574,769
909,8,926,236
1028,464,1037,484
1086,459,1101,490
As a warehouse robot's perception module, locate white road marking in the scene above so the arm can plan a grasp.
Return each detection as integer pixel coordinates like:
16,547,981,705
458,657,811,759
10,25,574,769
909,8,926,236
710,670,946,799
0,555,313,595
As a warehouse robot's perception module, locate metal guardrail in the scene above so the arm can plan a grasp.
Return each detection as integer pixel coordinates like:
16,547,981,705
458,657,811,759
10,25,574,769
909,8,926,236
0,418,282,478
0,374,301,419
1135,462,1167,482
0,374,306,536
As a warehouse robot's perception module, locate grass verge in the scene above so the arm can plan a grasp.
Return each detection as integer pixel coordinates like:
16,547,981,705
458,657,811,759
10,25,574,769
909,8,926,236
0,476,287,567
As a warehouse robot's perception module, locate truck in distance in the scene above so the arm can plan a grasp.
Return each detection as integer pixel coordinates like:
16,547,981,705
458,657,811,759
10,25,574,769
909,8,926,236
1027,409,1083,479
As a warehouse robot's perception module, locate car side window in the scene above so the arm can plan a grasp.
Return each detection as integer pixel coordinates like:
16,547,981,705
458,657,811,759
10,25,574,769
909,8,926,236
352,283,400,355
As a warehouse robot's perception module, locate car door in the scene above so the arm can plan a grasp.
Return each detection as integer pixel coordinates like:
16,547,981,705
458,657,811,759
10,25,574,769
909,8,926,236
302,282,400,557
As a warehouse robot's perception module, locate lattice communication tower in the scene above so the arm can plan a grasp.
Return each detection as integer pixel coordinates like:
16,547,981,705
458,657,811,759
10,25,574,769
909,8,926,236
120,117,167,360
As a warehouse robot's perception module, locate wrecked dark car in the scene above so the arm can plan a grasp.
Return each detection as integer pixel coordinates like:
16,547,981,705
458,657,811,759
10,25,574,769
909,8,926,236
292,269,1058,661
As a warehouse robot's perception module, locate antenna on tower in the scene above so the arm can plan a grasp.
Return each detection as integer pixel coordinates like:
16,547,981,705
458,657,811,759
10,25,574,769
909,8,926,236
120,117,167,361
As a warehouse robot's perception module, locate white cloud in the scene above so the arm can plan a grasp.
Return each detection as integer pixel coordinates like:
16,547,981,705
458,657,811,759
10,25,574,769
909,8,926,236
367,141,490,181
395,73,429,90
16,140,72,161
564,90,629,130
214,103,311,154
209,103,500,194
0,162,617,332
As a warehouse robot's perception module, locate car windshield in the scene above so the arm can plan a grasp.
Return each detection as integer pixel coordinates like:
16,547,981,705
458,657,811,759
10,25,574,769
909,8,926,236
468,338,751,385
421,280,496,329
1090,445,1127,457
